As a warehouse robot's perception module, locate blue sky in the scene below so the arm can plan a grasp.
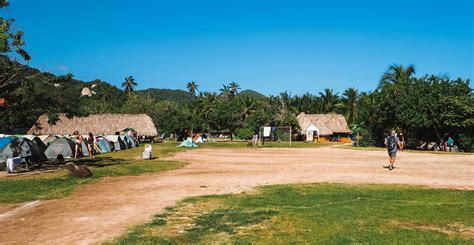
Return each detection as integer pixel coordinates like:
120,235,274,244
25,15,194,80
5,0,473,95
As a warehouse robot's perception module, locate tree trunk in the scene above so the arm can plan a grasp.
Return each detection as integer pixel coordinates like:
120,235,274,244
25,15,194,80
434,127,443,142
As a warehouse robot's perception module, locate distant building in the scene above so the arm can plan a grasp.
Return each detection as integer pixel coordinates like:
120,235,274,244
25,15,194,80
27,113,157,136
296,112,352,143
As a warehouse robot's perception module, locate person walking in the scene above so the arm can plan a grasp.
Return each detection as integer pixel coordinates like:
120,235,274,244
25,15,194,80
384,130,402,170
447,136,454,152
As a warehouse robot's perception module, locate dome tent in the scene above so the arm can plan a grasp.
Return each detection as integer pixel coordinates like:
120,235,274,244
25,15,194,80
42,135,58,146
178,138,198,148
0,137,45,164
44,137,76,160
124,135,136,148
106,135,127,151
119,136,130,149
95,137,112,154
23,135,48,157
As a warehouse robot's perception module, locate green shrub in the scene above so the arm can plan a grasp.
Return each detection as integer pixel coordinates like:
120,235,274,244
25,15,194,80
456,134,474,152
353,127,376,147
235,128,254,140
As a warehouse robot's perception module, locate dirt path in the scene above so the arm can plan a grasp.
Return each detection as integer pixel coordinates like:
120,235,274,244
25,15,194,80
0,147,473,244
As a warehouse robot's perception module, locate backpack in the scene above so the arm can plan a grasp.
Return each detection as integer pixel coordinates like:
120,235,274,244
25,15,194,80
386,136,397,151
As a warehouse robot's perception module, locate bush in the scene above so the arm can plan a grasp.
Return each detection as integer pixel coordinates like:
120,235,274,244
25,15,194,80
353,127,376,147
235,128,254,140
456,134,474,152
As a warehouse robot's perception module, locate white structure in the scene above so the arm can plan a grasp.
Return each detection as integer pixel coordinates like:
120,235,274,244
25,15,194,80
305,124,319,142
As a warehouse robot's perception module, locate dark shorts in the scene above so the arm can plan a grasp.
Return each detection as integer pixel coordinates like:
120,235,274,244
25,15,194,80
388,151,397,157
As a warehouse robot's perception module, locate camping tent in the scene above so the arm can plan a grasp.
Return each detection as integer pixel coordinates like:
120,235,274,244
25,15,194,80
95,137,112,153
0,137,17,164
1,137,45,164
193,134,204,143
66,136,91,157
124,135,136,148
178,138,198,148
42,135,58,146
44,137,76,160
23,135,48,155
106,135,127,151
119,136,130,149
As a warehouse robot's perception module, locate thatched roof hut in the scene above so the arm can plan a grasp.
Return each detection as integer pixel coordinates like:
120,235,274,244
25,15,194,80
296,112,352,136
28,114,157,136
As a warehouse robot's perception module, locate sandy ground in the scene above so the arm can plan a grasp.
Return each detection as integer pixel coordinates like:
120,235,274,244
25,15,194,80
0,146,473,244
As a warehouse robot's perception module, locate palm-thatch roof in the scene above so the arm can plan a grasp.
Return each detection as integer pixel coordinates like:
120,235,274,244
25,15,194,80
27,114,157,136
296,112,352,136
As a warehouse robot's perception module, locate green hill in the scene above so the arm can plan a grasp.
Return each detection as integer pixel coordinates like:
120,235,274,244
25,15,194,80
238,89,267,99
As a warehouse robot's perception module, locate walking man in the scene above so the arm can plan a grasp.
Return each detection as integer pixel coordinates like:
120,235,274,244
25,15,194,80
384,130,402,170
447,136,454,152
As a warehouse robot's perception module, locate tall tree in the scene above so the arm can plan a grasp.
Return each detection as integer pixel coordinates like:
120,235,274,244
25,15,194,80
229,81,240,96
1,1,31,92
379,64,415,87
186,81,199,96
219,85,232,99
342,87,359,125
122,75,137,97
319,88,340,113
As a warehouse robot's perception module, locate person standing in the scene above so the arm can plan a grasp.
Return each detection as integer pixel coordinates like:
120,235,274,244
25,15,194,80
87,132,95,159
384,130,402,170
447,137,454,152
73,131,84,160
398,133,405,150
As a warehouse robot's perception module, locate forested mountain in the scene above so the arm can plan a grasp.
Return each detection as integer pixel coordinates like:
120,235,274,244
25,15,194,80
238,89,267,99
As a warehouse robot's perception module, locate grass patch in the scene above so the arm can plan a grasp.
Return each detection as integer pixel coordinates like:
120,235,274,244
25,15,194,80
108,183,474,244
0,142,187,203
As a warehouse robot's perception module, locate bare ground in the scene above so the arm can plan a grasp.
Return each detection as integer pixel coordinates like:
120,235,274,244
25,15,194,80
0,146,473,244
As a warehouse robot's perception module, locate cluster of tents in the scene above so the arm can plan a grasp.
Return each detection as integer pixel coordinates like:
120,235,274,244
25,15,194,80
177,134,209,148
0,134,139,171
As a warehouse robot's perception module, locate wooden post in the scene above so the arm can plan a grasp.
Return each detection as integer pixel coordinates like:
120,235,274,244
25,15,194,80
356,132,360,147
289,126,292,147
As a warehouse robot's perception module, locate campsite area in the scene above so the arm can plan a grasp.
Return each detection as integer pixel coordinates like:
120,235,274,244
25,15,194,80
0,142,472,244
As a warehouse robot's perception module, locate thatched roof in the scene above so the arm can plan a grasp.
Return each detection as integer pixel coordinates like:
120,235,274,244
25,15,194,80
28,114,157,136
296,112,352,135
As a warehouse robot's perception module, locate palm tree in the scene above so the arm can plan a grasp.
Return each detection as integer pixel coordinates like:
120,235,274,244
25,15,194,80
219,85,232,99
186,81,199,96
319,88,340,113
379,64,415,87
122,76,137,97
229,81,240,96
342,87,359,124
237,95,257,121
198,92,218,119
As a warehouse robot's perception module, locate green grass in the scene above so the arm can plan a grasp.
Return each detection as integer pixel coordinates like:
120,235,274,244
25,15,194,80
107,183,474,244
0,142,187,203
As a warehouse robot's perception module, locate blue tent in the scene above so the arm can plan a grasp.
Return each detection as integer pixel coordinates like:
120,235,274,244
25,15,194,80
178,138,198,148
0,136,16,150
